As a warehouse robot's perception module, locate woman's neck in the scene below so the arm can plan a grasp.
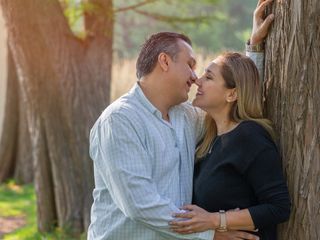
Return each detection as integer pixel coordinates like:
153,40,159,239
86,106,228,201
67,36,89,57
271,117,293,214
208,110,238,136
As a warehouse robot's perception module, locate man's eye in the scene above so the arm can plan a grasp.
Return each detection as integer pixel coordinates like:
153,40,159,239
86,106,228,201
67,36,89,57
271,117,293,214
206,76,213,80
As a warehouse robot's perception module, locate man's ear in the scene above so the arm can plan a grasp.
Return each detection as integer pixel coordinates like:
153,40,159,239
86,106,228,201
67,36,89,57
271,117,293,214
226,88,237,103
158,53,170,72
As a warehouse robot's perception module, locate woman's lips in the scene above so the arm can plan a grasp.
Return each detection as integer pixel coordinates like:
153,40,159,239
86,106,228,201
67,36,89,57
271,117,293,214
196,90,203,96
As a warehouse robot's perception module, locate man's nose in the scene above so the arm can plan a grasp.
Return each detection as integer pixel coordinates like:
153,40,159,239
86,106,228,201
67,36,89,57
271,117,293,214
194,77,202,86
191,71,198,82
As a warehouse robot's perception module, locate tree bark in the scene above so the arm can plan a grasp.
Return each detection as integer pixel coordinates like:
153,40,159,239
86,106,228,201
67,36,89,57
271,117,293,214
0,46,34,184
265,1,320,239
0,0,113,234
0,48,18,182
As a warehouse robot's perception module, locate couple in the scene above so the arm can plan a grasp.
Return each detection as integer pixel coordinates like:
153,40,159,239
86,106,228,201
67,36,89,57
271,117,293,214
88,0,290,239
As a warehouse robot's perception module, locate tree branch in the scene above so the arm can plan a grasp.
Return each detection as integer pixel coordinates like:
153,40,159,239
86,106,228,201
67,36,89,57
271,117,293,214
114,0,158,13
133,9,217,23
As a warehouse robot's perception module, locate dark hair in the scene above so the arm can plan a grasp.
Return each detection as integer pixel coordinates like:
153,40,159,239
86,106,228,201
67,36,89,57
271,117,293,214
136,32,192,79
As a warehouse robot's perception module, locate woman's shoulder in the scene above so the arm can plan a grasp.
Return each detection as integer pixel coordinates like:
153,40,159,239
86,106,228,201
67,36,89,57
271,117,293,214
232,120,276,149
237,120,271,137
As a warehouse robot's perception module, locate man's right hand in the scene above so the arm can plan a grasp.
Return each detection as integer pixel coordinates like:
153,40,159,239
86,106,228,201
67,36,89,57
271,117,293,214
214,231,259,240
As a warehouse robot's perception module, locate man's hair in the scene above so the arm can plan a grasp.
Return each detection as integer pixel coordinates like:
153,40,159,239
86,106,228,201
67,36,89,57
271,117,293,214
136,32,192,79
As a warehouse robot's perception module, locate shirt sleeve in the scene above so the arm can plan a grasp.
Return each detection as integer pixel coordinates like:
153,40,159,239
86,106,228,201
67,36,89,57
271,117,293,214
245,147,291,229
246,51,265,81
90,113,214,240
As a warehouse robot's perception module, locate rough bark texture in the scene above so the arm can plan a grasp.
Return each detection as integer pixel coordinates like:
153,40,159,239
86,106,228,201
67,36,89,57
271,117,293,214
0,47,34,184
0,49,18,182
0,0,113,234
264,1,320,239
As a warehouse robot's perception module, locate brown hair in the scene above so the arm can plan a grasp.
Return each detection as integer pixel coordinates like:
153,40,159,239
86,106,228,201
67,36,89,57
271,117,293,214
196,52,275,159
136,32,192,79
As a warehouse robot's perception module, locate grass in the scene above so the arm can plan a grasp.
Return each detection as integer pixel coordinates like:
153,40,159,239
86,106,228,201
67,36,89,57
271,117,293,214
0,181,85,240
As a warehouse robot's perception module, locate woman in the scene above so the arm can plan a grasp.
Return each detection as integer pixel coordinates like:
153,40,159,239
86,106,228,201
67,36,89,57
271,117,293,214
169,52,291,239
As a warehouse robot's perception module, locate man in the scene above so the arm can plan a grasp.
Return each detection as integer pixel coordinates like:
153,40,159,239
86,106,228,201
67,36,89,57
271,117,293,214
88,1,274,239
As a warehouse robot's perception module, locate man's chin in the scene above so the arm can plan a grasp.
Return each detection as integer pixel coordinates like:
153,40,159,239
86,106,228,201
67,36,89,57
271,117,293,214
192,99,199,107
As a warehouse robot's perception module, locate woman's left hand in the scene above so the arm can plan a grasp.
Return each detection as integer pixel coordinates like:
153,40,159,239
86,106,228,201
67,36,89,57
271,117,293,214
169,205,217,234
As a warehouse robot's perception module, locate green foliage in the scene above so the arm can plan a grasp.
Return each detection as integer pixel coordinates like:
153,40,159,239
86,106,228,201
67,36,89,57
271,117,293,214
114,0,256,58
60,0,256,58
60,0,85,35
0,181,86,240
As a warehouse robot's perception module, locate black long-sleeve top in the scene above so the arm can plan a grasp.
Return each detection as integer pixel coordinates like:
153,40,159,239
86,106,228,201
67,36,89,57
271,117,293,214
193,121,291,240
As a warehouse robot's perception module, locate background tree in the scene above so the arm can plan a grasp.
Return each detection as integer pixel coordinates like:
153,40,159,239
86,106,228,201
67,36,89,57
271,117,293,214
0,48,33,184
264,0,320,239
0,0,113,234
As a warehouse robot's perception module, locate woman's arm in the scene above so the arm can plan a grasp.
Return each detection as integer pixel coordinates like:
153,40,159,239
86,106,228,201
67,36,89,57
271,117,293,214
169,146,290,234
169,206,256,234
168,207,259,234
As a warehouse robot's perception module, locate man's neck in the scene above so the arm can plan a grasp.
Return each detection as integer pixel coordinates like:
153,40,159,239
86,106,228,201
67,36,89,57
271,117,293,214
138,80,172,121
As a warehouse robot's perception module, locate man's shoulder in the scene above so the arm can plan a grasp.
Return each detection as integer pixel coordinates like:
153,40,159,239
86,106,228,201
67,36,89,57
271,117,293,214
174,101,204,120
99,93,139,122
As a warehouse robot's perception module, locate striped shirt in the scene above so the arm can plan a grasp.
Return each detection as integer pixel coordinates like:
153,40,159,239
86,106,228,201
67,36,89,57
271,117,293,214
88,83,212,240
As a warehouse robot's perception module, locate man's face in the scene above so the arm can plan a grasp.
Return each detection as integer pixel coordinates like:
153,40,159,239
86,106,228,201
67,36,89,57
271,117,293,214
192,59,232,112
166,40,197,104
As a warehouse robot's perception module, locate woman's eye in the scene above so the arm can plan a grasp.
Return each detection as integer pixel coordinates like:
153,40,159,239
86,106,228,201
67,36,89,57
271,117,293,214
206,75,213,80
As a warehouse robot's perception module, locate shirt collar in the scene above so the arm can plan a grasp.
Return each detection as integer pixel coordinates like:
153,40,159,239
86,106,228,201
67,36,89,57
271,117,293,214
130,82,160,116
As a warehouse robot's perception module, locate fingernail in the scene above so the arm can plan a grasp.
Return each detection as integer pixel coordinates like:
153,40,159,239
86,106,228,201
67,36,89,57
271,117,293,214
270,14,275,19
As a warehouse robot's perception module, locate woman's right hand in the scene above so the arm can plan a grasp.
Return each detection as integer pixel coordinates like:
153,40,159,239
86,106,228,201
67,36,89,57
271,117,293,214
250,0,275,45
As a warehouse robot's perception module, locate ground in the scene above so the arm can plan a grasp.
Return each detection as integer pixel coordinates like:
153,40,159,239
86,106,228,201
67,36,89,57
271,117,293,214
0,216,26,238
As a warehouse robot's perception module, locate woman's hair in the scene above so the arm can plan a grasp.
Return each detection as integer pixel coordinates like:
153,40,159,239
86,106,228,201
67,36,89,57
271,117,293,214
196,52,275,159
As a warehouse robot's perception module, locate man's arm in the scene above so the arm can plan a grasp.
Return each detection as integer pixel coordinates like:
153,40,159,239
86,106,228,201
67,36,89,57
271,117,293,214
90,113,213,240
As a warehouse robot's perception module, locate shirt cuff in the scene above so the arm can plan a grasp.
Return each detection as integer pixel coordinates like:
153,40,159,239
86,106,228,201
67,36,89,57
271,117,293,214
245,51,265,81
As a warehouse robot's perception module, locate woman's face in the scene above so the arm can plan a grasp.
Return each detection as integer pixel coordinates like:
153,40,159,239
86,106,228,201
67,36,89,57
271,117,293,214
192,58,235,112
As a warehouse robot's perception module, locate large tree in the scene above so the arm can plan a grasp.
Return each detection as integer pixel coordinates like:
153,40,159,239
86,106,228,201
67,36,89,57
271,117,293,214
265,0,320,239
0,48,34,184
0,0,113,234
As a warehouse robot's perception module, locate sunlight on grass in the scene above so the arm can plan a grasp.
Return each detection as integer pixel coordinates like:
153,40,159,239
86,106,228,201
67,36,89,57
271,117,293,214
0,181,86,240
0,181,34,218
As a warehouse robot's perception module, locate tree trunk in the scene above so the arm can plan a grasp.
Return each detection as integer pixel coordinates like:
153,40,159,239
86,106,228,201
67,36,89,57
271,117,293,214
265,1,320,239
0,46,34,184
0,48,18,182
0,0,113,234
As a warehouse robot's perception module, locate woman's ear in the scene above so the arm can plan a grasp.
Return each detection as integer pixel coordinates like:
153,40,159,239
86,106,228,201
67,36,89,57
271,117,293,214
158,53,170,72
226,88,237,103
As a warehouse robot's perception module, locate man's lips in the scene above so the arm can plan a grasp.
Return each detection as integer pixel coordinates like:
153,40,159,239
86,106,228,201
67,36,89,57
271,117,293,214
187,80,192,88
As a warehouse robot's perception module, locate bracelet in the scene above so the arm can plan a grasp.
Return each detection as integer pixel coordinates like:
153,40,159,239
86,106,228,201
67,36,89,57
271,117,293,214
216,210,228,232
246,39,265,52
